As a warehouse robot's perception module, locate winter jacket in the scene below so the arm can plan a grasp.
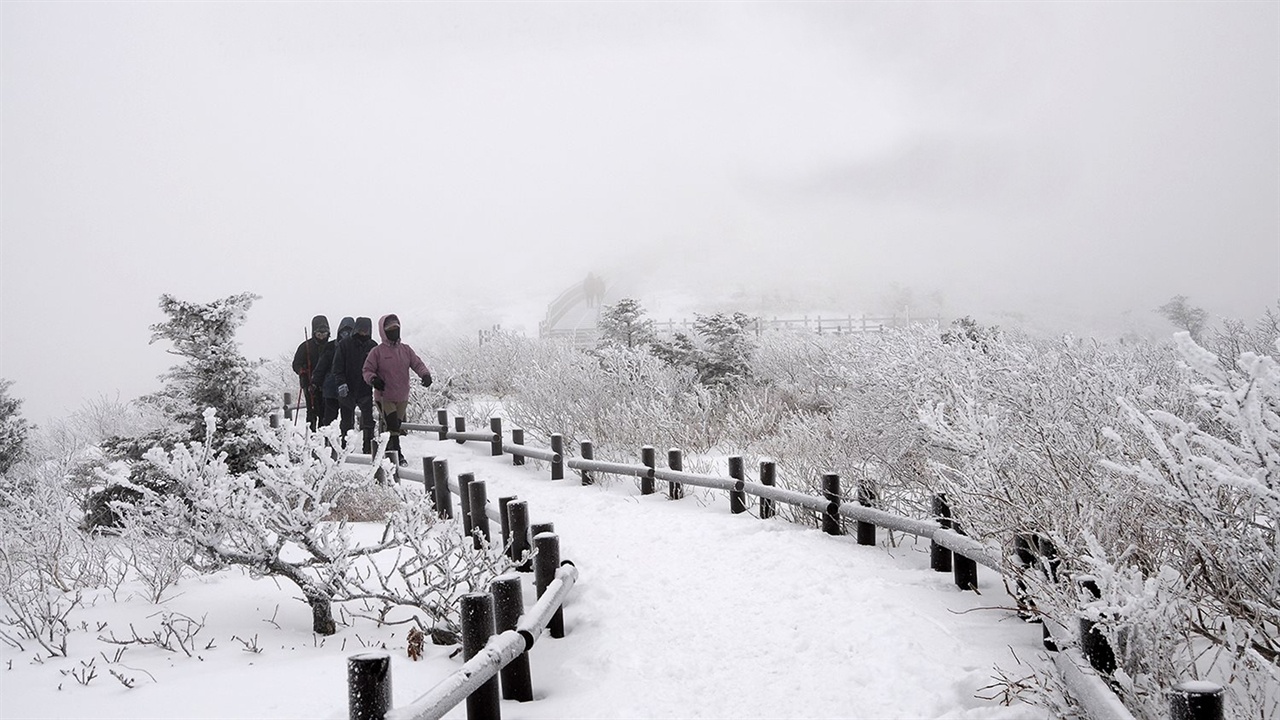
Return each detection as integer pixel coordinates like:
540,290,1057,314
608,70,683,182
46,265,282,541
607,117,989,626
330,317,378,402
362,314,430,404
292,315,331,387
313,317,354,399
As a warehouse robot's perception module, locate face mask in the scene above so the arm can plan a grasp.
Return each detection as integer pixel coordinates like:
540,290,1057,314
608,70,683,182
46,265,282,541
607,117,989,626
339,328,352,341
386,327,401,343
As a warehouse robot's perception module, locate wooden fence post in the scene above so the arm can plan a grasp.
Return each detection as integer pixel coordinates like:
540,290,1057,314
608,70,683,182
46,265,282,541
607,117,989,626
821,473,841,535
508,500,531,571
759,460,776,519
490,418,503,456
498,496,516,551
953,523,978,591
460,593,500,720
469,479,489,550
855,481,876,546
511,428,525,466
533,532,564,639
436,409,449,441
641,446,656,495
347,652,392,720
1171,681,1225,720
432,458,452,520
454,416,467,445
668,448,684,500
491,575,533,702
550,434,564,480
930,494,953,572
729,456,747,514
423,456,437,513
1077,577,1113,674
580,441,594,486
459,473,475,540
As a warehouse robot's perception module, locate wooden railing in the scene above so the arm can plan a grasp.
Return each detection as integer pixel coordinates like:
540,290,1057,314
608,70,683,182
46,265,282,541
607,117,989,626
273,396,1226,720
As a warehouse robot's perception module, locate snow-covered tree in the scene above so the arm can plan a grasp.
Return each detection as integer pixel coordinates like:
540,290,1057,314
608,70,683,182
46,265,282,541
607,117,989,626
0,379,33,479
1158,295,1209,343
597,298,655,349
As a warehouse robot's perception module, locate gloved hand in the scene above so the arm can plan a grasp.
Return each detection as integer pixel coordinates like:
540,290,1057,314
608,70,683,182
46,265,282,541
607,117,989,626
371,376,386,391
421,372,433,388
338,383,349,398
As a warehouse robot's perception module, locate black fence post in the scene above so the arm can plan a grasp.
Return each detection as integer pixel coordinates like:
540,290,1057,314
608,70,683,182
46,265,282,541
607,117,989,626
508,500,531,571
821,473,841,535
580,441,594,486
1077,576,1114,675
498,496,515,552
533,532,564,638
460,593,500,720
668,448,684,500
953,523,979,591
1012,533,1037,620
283,392,294,421
492,575,533,702
432,458,452,520
930,494,953,572
436,408,449,441
459,472,475,540
490,417,503,456
759,460,776,519
1171,681,1225,720
550,434,564,480
347,652,392,720
855,481,876,546
729,456,747,514
423,456,437,513
641,446,656,496
511,428,525,466
454,416,467,445
469,479,489,550
269,413,280,429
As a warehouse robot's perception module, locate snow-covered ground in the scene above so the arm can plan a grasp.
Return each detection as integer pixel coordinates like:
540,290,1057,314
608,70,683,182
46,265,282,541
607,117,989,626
2,432,1051,719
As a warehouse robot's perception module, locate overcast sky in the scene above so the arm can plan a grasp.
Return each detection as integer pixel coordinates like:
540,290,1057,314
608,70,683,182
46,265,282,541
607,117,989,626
3,1,1278,424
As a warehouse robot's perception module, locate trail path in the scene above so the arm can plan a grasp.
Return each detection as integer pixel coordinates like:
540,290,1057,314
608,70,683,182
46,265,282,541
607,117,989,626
403,435,1050,719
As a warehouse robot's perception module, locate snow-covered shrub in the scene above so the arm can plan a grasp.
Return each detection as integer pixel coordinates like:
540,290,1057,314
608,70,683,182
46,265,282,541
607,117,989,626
109,411,396,634
1097,333,1280,717
504,339,719,463
0,379,33,480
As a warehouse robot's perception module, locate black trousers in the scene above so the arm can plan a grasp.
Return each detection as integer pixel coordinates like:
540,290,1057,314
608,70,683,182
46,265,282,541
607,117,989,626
338,394,375,454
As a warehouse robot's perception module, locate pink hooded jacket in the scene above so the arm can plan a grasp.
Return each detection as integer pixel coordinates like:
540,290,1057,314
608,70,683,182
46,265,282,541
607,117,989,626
362,314,430,404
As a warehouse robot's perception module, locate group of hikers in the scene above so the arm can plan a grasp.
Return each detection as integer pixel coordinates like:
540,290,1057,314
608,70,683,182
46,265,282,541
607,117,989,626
291,313,432,464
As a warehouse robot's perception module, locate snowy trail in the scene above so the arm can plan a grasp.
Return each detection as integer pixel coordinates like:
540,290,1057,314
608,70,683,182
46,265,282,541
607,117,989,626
404,435,1049,720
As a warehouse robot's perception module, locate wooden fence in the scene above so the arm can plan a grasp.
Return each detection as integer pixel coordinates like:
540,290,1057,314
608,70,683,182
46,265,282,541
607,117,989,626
273,395,1226,720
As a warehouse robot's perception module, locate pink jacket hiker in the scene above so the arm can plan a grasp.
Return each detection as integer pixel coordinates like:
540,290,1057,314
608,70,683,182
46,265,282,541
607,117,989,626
362,314,430,404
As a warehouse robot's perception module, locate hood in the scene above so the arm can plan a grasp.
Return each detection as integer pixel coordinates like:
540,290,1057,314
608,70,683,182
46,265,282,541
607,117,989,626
377,314,400,344
336,316,356,336
311,315,330,335
354,316,373,337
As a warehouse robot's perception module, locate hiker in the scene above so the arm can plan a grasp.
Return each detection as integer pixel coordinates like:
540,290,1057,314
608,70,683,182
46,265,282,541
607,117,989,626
312,316,353,430
362,314,433,464
291,315,330,431
329,316,378,453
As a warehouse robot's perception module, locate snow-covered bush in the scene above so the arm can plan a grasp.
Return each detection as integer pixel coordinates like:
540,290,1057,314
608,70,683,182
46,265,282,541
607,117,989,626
111,409,507,640
0,379,33,480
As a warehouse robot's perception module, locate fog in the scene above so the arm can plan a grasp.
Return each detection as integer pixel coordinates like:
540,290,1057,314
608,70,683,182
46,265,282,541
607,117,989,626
2,2,1277,424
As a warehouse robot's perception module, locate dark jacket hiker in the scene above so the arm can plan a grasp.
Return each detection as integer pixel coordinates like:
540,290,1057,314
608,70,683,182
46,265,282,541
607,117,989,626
329,316,379,453
292,315,329,430
313,316,354,429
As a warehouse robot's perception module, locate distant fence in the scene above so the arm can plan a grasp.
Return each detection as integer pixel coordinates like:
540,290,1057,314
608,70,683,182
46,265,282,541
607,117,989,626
541,313,942,345
272,396,1225,720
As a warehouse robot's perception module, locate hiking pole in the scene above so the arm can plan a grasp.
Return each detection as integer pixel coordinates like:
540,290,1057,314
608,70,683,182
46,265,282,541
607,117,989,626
294,326,307,427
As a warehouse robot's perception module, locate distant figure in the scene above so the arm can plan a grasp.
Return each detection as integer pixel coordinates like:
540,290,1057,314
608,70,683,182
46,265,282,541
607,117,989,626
329,316,378,453
362,314,433,465
313,316,354,430
292,315,330,431
584,273,606,309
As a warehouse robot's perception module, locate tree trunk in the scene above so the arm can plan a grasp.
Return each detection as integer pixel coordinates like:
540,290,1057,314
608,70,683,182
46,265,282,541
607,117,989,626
309,594,336,635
